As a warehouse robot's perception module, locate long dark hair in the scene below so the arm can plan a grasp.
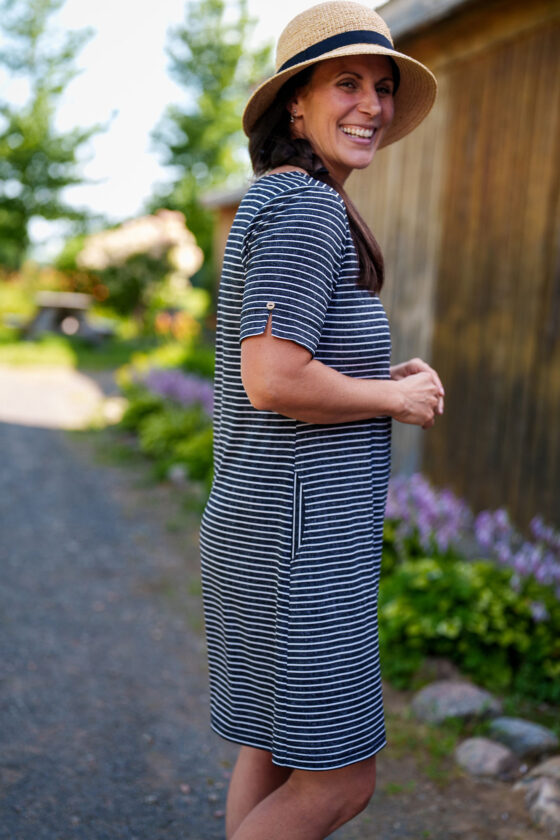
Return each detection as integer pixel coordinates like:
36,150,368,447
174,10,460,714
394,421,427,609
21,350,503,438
248,66,386,295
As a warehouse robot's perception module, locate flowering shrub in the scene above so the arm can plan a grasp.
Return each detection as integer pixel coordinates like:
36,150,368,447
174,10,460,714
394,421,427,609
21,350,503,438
76,210,203,316
385,473,473,559
144,368,213,417
78,210,202,277
385,473,560,599
119,363,214,496
475,509,560,600
378,554,560,703
381,473,560,703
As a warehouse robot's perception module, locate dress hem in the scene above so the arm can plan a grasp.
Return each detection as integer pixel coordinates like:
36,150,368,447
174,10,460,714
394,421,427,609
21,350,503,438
209,720,387,771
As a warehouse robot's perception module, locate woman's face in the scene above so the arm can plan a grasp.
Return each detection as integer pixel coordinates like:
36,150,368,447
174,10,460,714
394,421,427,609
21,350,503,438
290,55,396,184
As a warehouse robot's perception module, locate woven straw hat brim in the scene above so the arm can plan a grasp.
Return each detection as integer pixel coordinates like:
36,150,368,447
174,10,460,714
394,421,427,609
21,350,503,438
242,1,437,149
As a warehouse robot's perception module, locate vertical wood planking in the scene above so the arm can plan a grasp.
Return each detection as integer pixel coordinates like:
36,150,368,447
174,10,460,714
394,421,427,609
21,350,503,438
347,0,560,525
349,76,449,473
424,19,560,525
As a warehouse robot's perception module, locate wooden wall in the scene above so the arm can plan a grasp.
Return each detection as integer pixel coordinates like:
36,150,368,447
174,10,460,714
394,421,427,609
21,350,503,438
350,0,560,525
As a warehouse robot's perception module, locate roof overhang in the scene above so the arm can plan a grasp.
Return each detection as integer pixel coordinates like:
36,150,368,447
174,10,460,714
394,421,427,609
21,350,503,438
378,0,479,40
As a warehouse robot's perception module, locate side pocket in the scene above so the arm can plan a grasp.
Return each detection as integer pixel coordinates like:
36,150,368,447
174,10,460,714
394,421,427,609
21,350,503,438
291,472,306,560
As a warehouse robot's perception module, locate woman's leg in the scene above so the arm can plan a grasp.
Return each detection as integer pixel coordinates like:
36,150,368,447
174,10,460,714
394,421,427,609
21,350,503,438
230,755,377,840
226,746,293,839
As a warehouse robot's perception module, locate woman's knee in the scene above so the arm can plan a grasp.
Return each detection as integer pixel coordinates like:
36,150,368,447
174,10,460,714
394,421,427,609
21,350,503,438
340,759,377,816
287,757,376,828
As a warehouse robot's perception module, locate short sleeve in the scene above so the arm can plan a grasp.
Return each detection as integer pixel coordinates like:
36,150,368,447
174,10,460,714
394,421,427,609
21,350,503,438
240,184,347,356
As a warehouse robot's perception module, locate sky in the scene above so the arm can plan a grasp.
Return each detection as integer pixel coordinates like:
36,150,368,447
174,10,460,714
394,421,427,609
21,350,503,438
17,0,379,257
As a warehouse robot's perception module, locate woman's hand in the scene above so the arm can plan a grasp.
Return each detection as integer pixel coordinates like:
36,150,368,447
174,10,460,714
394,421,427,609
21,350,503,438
390,358,444,429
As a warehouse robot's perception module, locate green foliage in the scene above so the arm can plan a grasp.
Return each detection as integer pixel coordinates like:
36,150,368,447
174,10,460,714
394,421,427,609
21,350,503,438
0,0,104,268
118,334,215,385
173,424,213,487
378,553,560,704
92,252,171,317
119,386,213,491
119,387,165,432
118,336,216,493
150,0,272,286
137,403,208,460
177,342,215,379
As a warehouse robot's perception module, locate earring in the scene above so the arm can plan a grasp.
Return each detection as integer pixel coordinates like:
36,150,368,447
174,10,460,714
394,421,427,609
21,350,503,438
290,111,295,124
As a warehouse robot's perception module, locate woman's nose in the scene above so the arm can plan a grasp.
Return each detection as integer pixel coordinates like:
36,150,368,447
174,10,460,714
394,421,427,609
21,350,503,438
358,89,382,117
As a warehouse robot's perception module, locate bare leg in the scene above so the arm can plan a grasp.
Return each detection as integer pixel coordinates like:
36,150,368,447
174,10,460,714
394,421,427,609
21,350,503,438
230,755,376,840
226,746,293,839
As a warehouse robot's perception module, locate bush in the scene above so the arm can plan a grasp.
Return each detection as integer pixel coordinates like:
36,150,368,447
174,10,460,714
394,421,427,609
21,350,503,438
379,555,560,704
118,363,214,495
380,475,560,705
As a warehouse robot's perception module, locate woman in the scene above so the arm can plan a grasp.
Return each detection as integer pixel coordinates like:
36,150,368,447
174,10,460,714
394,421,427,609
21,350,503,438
200,3,444,838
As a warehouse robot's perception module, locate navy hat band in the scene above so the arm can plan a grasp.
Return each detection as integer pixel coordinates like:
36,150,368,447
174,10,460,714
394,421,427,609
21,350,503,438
277,30,395,74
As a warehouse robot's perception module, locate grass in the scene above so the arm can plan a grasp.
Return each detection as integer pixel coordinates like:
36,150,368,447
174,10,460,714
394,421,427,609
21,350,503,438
386,709,464,787
0,329,162,370
500,693,560,737
382,780,417,795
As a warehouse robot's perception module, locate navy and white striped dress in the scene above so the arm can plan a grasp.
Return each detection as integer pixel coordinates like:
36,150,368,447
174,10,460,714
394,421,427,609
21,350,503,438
200,171,391,770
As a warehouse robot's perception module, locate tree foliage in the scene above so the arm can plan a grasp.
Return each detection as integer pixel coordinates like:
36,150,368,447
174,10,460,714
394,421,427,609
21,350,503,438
0,0,102,268
150,0,272,286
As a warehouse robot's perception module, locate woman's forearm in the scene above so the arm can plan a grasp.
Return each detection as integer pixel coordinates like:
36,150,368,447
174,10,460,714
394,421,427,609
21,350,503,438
241,323,443,427
249,356,403,423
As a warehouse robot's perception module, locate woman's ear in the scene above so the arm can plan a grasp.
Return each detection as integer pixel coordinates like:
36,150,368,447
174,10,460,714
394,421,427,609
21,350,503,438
287,96,304,125
287,98,298,121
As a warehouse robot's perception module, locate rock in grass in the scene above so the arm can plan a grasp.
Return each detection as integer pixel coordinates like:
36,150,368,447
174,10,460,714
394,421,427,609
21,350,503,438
411,680,502,724
488,717,559,760
455,737,519,778
529,756,560,782
514,777,560,835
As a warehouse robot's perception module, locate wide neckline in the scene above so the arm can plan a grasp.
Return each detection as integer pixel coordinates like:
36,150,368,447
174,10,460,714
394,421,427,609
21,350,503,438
257,169,317,184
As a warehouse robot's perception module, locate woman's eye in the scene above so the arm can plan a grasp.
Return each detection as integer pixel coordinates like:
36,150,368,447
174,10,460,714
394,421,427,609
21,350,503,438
376,85,394,97
339,80,357,90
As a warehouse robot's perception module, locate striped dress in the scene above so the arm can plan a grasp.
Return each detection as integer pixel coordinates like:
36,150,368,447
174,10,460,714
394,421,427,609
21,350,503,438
200,171,392,770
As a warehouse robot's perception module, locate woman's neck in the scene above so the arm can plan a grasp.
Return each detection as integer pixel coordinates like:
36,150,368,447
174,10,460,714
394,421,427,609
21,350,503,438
265,165,309,176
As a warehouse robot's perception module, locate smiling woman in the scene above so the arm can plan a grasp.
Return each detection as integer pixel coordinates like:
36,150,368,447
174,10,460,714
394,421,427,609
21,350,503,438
289,56,396,183
198,4,442,839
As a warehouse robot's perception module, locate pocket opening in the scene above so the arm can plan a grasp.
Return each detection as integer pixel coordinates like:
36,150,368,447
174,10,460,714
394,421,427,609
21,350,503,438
291,472,306,559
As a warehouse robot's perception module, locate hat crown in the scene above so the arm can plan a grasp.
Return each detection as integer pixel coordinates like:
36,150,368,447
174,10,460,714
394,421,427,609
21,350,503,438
276,1,394,72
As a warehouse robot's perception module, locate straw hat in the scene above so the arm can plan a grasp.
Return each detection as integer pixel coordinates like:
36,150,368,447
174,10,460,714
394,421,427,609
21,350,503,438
242,1,437,148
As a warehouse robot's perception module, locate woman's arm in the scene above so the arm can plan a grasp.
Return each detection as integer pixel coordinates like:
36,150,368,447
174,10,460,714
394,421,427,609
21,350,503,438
241,316,444,427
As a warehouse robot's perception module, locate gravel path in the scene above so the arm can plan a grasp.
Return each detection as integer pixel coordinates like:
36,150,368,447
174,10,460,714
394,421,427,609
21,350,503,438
0,366,543,840
0,370,236,839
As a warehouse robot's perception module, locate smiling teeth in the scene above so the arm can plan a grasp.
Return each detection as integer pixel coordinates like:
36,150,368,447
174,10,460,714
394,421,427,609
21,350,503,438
341,126,374,138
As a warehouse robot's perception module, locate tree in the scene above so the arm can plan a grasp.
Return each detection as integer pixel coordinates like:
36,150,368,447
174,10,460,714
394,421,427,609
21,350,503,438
0,0,102,268
150,0,272,287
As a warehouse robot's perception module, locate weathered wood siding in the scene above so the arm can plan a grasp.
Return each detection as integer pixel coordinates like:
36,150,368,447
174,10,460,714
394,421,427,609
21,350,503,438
349,74,449,475
349,0,560,524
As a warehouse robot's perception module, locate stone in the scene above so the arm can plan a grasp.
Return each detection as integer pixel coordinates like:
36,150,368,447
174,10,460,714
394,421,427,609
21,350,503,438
455,737,520,778
514,777,560,835
529,756,560,782
488,717,559,760
411,680,502,724
167,464,187,485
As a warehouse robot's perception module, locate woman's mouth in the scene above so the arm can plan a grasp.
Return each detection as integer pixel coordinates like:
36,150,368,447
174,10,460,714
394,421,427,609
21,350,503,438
340,125,375,139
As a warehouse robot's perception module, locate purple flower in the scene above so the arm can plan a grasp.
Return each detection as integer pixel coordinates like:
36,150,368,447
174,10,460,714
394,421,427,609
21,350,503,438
387,475,560,603
473,508,560,597
529,601,549,622
143,367,213,416
386,473,472,555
